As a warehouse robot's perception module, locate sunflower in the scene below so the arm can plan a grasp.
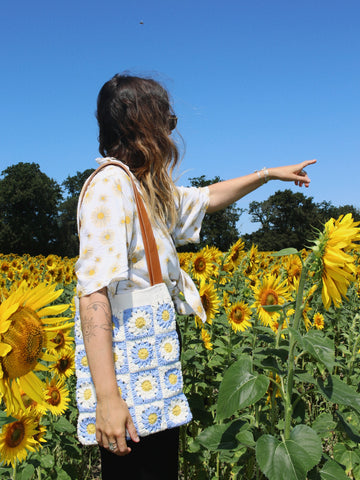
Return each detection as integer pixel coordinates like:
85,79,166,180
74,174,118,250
244,244,260,276
313,312,325,330
201,328,213,350
227,301,252,333
196,281,221,326
0,411,39,467
266,372,282,404
191,248,215,283
0,281,73,413
49,348,75,379
312,213,360,309
284,255,302,287
177,252,193,274
47,326,74,355
251,274,292,328
43,377,70,415
226,238,245,269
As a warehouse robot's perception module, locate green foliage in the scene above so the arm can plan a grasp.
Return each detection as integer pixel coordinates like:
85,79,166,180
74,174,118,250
244,190,360,250
0,163,94,257
0,163,62,256
176,244,360,479
57,169,94,257
178,175,244,252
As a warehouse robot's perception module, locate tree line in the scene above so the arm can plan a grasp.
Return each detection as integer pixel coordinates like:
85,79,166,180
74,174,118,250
0,162,359,257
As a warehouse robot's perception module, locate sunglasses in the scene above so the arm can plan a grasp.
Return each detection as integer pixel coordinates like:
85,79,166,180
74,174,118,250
168,114,178,131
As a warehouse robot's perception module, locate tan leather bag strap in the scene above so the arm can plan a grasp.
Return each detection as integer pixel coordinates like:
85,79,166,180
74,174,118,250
77,160,163,286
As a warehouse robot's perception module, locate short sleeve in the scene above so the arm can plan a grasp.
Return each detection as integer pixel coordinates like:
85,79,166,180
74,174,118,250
172,186,210,247
75,166,135,297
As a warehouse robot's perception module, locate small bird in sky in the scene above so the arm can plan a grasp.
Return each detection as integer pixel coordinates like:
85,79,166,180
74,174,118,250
140,20,144,25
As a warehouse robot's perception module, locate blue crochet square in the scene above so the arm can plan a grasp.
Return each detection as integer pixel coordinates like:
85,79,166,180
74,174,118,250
164,394,193,429
155,331,180,366
123,305,154,340
113,341,129,374
130,368,162,405
127,338,157,373
154,302,176,333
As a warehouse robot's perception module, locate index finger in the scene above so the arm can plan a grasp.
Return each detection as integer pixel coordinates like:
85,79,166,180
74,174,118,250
302,159,317,168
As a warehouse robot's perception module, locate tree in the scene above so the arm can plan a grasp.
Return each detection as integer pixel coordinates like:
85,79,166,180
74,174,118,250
56,168,94,257
243,189,360,251
177,175,244,252
0,163,62,256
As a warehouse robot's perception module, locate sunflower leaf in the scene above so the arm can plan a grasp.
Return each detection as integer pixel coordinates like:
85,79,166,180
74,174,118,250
302,331,335,371
317,375,360,414
272,248,300,257
0,410,16,427
319,459,348,480
196,419,252,451
256,425,322,480
216,356,269,421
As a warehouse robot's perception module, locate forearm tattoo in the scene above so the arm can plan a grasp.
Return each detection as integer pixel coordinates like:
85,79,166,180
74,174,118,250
81,301,112,343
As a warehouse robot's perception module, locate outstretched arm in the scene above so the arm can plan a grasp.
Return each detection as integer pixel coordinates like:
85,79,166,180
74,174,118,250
207,159,317,213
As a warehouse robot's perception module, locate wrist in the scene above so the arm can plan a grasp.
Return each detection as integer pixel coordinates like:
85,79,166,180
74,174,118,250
95,384,122,401
255,167,270,185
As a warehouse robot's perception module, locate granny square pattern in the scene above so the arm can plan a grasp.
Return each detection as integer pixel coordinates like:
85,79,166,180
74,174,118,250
75,283,192,445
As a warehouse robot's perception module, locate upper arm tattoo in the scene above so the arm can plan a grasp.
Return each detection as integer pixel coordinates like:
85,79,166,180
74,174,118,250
81,301,112,343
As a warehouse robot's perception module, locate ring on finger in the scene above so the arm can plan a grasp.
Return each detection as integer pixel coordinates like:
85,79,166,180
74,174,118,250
108,441,117,451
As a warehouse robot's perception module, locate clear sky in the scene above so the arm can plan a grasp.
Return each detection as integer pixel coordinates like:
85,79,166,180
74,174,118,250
1,0,359,233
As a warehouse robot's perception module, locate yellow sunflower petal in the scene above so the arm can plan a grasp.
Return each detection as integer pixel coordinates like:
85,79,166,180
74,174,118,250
36,304,70,317
0,303,20,327
0,343,12,357
26,288,63,311
18,372,46,406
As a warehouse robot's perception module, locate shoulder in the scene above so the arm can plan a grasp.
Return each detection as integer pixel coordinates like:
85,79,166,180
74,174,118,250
87,162,133,194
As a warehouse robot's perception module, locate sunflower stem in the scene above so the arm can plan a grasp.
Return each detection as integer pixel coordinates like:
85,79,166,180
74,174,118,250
284,260,308,440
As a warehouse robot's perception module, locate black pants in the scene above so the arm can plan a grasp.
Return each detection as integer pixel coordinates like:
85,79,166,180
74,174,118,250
100,427,180,480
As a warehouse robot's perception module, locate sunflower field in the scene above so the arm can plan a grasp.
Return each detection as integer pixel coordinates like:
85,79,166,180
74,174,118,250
1,213,360,479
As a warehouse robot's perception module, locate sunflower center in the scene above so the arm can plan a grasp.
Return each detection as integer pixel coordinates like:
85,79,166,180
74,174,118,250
201,294,210,312
232,307,245,324
2,306,44,379
194,258,206,272
57,358,70,373
260,289,279,306
52,332,65,348
48,388,61,406
6,421,25,448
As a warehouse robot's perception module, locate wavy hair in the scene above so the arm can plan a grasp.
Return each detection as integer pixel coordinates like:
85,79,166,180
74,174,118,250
96,73,180,230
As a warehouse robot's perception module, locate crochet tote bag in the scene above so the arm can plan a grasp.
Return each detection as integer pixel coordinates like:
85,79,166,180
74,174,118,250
75,161,192,445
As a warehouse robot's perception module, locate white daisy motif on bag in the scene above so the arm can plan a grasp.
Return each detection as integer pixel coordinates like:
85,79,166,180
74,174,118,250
75,346,90,377
77,380,97,410
158,333,179,363
124,307,153,338
113,343,128,374
134,372,160,402
167,397,190,424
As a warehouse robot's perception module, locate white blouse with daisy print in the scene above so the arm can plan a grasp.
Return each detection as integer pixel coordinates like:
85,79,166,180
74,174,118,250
75,157,210,323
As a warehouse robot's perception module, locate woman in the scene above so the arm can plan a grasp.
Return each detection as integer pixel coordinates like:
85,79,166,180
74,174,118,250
75,73,316,479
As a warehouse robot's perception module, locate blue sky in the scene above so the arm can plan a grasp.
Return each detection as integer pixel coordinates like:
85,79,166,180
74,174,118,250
1,0,359,233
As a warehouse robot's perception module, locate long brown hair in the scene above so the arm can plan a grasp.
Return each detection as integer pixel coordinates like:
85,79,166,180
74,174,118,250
96,73,180,230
